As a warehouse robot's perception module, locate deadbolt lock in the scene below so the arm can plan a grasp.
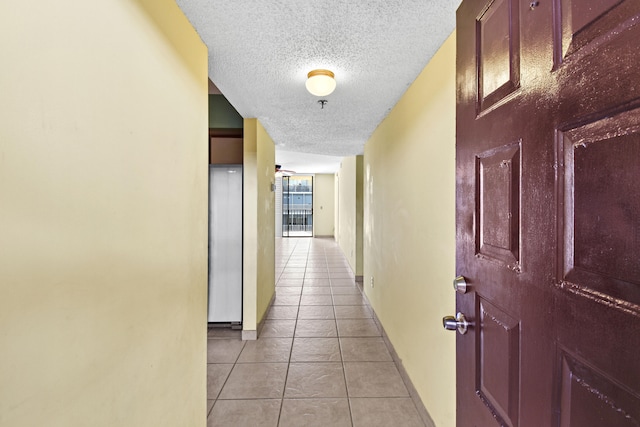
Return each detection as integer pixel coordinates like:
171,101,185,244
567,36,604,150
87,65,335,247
453,276,468,294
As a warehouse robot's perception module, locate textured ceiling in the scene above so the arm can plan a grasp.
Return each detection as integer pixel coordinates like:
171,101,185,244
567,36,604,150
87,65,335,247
177,0,459,168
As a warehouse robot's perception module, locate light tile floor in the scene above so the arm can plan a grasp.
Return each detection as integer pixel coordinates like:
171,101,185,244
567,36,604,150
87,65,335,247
207,237,426,427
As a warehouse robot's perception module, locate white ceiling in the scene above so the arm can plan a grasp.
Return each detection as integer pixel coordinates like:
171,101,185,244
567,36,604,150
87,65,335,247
276,149,342,174
177,0,459,172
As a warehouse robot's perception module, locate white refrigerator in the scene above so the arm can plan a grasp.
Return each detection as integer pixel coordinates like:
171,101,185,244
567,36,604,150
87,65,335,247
208,165,243,323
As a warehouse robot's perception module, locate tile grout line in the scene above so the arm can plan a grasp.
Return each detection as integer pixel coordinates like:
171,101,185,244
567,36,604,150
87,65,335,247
207,335,247,415
276,238,309,426
326,245,356,427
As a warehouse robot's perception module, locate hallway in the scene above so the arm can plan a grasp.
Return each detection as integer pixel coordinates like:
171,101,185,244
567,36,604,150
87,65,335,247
206,237,426,426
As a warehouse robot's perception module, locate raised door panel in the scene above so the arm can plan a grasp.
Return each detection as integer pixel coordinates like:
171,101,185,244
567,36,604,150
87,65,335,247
477,298,521,427
476,142,521,270
477,0,521,113
556,350,640,427
555,1,640,117
558,107,640,303
556,0,634,63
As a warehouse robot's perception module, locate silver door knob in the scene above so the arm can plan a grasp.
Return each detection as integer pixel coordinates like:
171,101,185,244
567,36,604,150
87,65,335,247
453,276,468,294
443,312,469,335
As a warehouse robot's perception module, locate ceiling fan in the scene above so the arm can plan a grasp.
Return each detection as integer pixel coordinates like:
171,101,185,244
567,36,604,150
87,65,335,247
275,164,296,176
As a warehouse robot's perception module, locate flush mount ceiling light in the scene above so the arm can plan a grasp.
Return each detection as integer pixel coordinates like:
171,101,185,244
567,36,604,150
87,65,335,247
305,69,336,96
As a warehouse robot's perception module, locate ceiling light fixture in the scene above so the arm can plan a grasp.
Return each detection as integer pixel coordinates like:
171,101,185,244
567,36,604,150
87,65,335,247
305,69,336,96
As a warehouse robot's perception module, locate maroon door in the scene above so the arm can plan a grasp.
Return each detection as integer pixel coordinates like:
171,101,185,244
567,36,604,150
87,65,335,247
455,0,640,426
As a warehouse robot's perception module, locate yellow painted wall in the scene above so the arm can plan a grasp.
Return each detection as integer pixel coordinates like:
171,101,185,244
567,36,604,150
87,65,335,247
355,156,364,276
337,157,357,272
312,174,335,237
338,156,364,275
242,119,275,336
334,174,340,241
0,1,208,426
363,32,457,427
243,120,259,333
256,123,276,324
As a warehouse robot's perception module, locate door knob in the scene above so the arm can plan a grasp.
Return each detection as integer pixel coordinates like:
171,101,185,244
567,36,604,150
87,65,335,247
453,276,468,294
443,312,469,335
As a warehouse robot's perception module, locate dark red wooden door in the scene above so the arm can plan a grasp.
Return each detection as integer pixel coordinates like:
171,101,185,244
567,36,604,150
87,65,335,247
455,0,640,426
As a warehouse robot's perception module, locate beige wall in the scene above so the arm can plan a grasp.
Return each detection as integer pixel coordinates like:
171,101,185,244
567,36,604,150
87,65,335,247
0,1,208,426
242,119,275,337
337,157,359,274
334,174,340,241
337,156,363,276
363,32,457,427
355,157,364,276
255,123,276,325
312,174,335,237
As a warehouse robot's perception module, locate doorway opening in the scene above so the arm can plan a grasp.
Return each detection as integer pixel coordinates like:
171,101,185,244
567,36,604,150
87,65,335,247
282,175,313,237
